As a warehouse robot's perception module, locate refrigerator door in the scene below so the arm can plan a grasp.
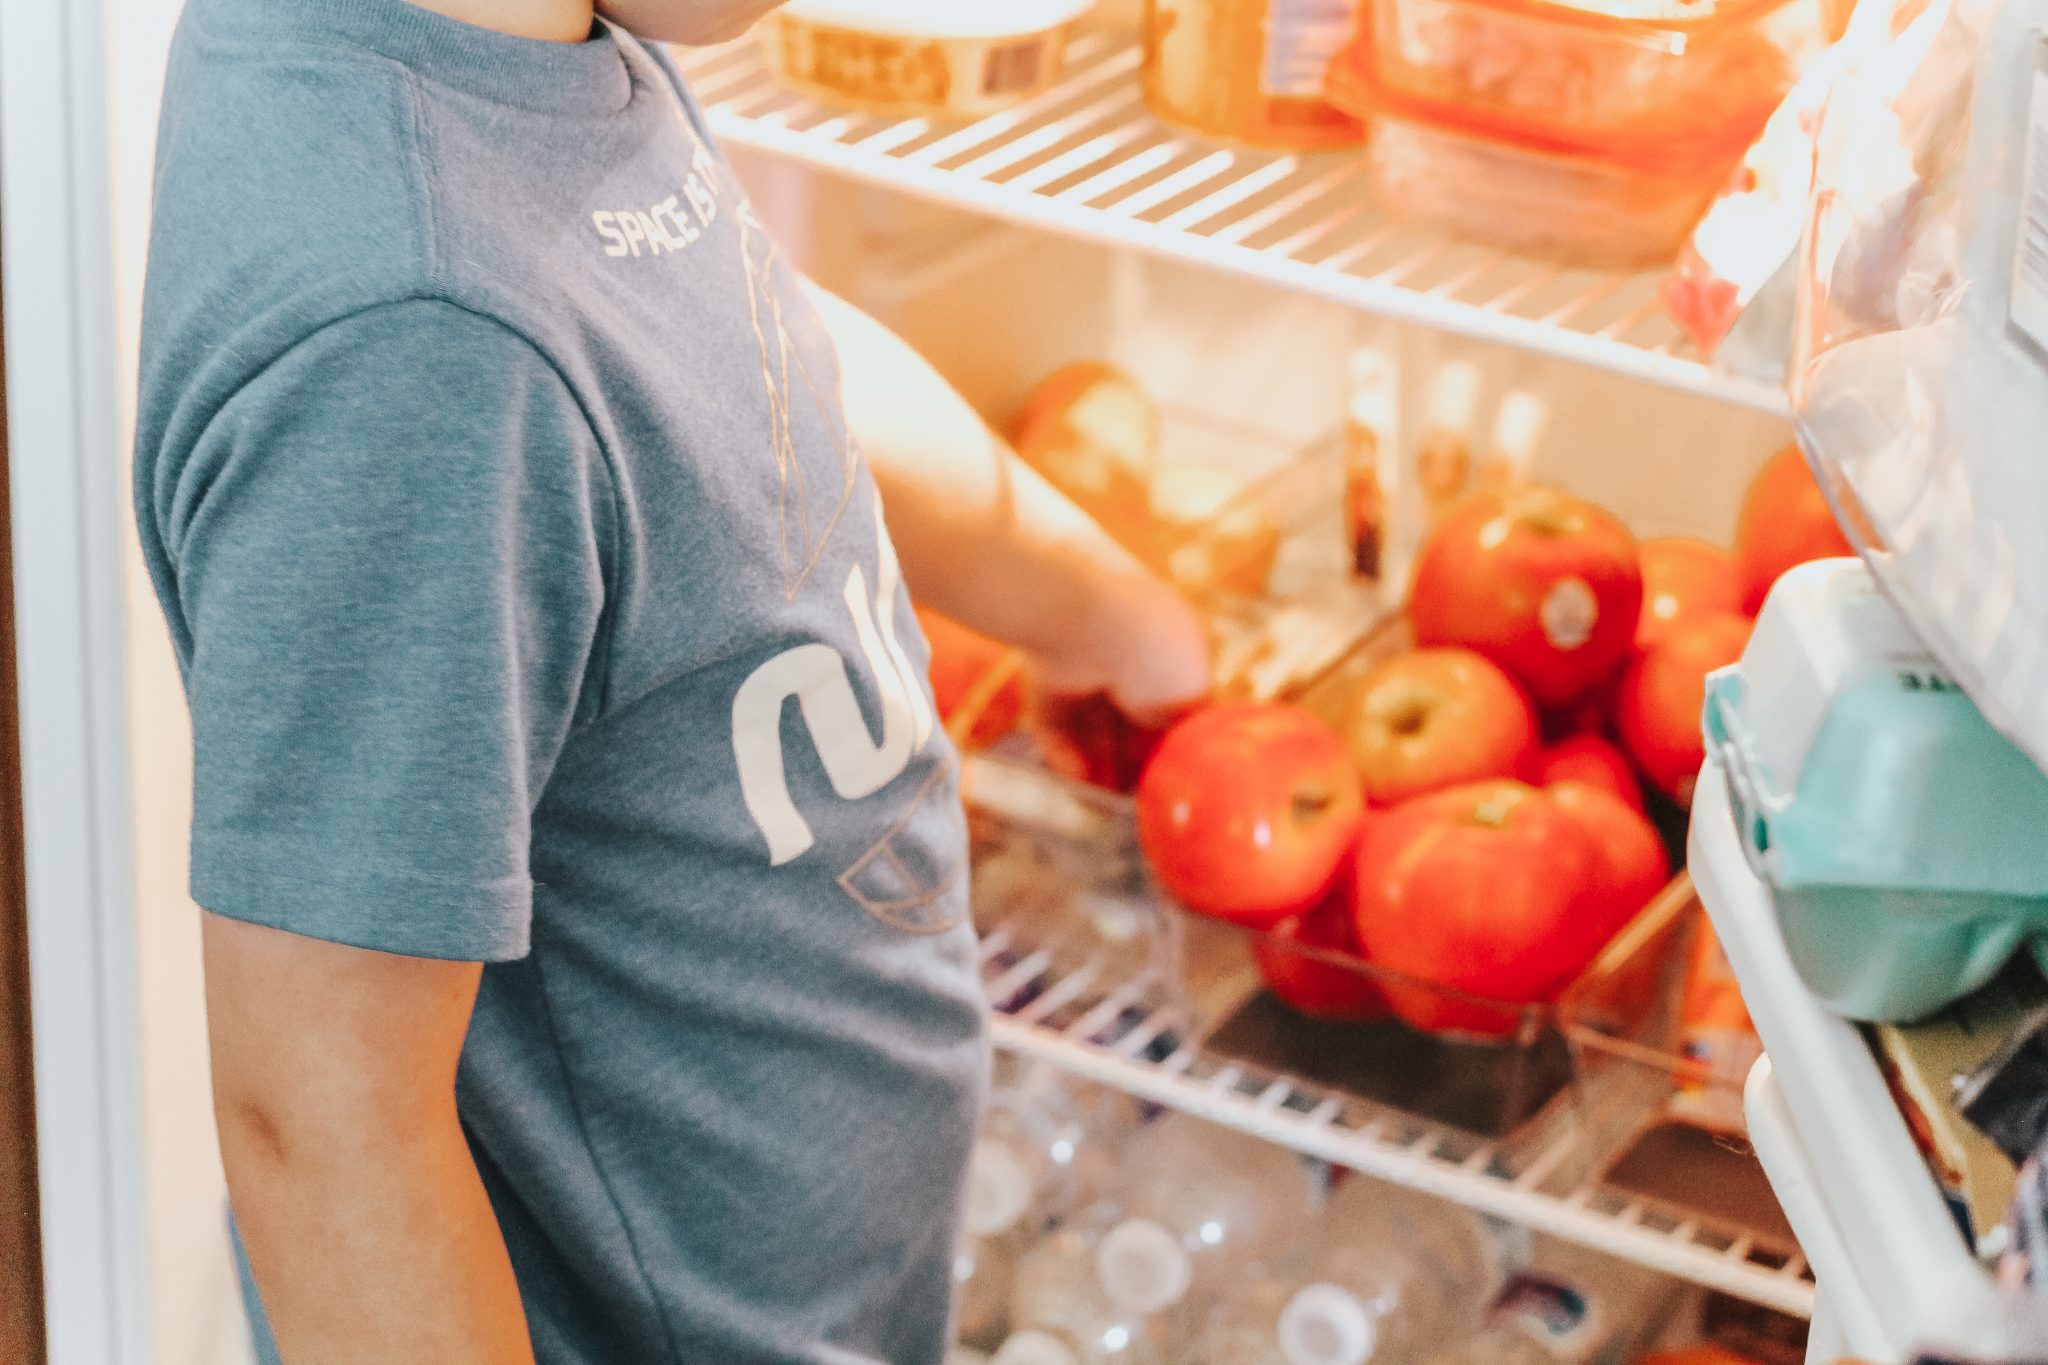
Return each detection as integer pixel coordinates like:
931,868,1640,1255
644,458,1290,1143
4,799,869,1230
1744,1058,1893,1363
1692,760,2009,1358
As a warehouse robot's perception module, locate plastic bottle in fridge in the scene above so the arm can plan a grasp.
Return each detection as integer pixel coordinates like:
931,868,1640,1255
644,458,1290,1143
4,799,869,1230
1415,361,1482,524
1109,1111,1323,1313
991,1065,1147,1222
1203,1173,1512,1365
1473,391,1548,494
1005,1205,1173,1364
1343,347,1400,584
958,1067,1138,1348
989,1327,1161,1365
1185,1275,1315,1364
1423,1239,1672,1365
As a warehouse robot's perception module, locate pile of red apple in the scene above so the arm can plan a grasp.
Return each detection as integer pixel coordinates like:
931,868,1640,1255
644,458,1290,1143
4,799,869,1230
1134,445,1852,1041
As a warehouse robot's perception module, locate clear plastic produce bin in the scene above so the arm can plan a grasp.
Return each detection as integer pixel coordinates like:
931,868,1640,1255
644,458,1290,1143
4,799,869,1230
1561,882,1804,1262
936,425,1381,780
966,743,1703,1177
1139,413,1385,703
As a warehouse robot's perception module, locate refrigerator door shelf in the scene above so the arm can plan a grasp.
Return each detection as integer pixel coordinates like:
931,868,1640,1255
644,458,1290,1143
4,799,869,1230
1743,1057,1895,1364
1691,760,2008,1357
1703,559,2048,1023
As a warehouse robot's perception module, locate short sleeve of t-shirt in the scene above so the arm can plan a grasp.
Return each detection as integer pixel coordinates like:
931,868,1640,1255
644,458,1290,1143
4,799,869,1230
168,298,611,962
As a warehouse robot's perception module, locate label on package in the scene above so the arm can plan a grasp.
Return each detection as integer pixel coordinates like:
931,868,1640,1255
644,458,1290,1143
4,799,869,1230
1496,1274,1601,1361
780,21,951,108
2008,42,2048,361
1261,0,1363,97
982,36,1050,97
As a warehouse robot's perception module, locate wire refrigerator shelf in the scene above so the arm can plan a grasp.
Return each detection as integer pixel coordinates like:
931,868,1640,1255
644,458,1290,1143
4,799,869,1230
677,32,1788,416
976,909,1818,1320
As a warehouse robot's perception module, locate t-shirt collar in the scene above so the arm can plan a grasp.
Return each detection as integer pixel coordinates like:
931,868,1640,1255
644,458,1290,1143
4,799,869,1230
218,0,638,116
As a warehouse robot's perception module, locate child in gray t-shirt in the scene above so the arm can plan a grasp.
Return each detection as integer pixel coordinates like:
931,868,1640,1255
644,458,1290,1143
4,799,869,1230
135,1,1208,1362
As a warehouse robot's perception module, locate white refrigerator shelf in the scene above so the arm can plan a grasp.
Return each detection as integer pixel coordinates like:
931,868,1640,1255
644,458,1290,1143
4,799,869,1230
975,913,1818,1318
676,31,1788,416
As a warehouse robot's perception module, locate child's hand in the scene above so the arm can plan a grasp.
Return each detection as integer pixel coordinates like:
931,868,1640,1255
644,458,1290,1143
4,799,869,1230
1027,570,1212,727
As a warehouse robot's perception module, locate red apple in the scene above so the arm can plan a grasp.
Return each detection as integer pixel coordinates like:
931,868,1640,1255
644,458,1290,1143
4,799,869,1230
1344,648,1538,805
1138,703,1367,928
1410,487,1643,709
1522,734,1643,810
1254,897,1387,1021
1547,780,1670,921
1352,780,1609,1039
1734,445,1855,614
916,607,1024,749
1638,537,1745,649
1616,612,1753,807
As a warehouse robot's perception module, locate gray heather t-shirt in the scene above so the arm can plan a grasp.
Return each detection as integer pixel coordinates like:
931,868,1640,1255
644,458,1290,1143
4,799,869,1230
134,1,989,1360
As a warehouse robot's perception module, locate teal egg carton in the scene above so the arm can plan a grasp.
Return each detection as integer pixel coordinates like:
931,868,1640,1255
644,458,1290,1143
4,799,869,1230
1701,560,2048,1023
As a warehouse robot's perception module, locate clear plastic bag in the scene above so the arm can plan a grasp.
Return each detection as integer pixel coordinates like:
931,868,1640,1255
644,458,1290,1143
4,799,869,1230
1792,0,2048,776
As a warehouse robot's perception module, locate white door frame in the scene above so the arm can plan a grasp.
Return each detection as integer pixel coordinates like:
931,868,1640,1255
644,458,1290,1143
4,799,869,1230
0,0,154,1357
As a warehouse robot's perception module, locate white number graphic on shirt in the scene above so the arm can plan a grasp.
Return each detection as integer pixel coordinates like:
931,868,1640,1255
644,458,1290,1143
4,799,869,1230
731,524,935,866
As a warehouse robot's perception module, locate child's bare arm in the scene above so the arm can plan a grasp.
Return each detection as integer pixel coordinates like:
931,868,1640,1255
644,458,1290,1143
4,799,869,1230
206,914,536,1365
808,282,1212,721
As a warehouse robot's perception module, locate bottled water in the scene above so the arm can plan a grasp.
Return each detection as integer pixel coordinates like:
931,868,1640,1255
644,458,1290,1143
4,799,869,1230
1109,1112,1322,1317
1302,1178,1515,1358
958,1066,1138,1350
1427,1239,1672,1365
1184,1275,1303,1364
990,1331,1079,1365
1006,1205,1172,1365
1189,1173,1515,1365
972,1062,1136,1241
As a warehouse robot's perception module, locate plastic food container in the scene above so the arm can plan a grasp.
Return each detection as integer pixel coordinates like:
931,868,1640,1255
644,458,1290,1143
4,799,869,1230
762,0,1095,120
1324,0,1838,263
1363,112,1722,268
1702,558,2048,1023
1142,0,1368,149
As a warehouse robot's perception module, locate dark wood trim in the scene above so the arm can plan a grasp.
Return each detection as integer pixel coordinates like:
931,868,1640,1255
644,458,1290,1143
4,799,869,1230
0,267,46,1364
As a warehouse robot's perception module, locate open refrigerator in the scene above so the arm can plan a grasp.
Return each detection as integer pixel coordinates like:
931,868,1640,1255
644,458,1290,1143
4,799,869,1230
686,7,1828,1365
22,0,2034,1360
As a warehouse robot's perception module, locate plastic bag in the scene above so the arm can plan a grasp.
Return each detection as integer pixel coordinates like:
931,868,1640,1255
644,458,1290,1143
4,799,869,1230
1666,0,1942,379
1666,42,1851,379
1792,0,2048,777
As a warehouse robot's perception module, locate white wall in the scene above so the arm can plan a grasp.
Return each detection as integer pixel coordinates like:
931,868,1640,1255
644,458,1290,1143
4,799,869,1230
105,0,250,1360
